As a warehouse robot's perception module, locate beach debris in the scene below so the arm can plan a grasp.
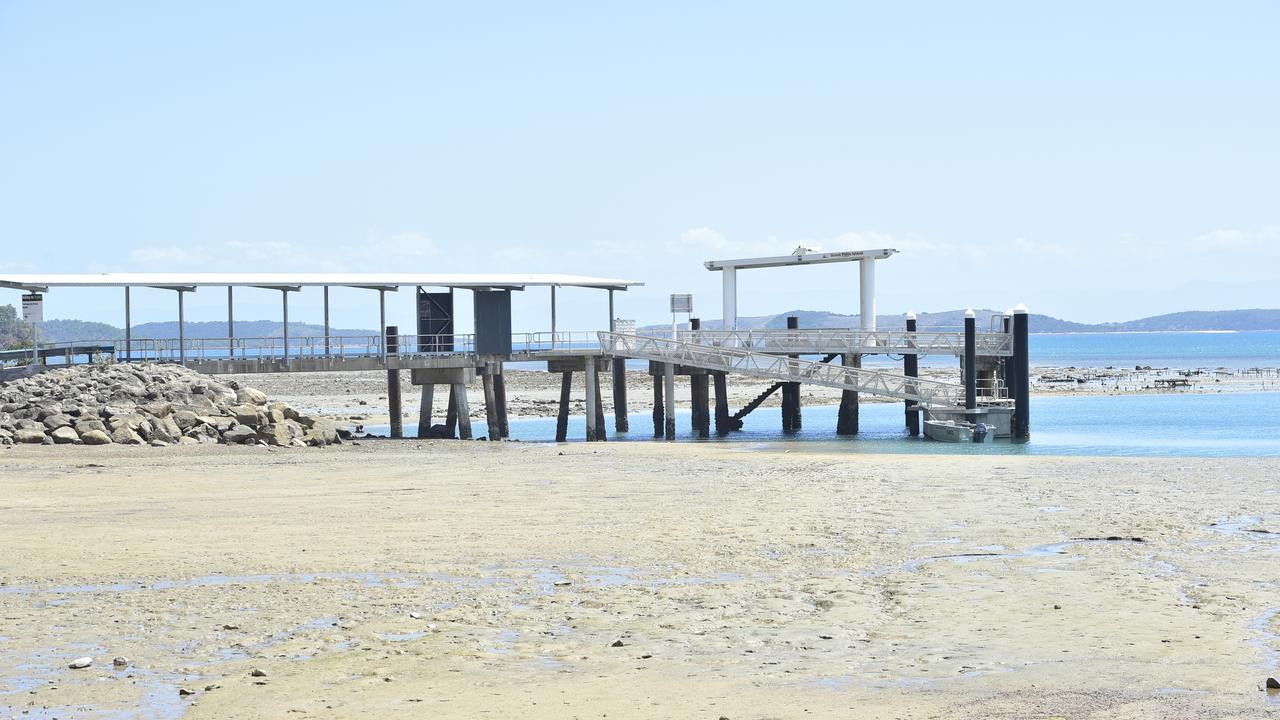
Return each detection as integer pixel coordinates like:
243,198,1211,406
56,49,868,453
0,364,343,447
178,687,196,697
1053,604,1062,610
112,656,129,667
1267,677,1280,689
68,657,93,669
222,623,240,630
250,668,267,677
205,684,221,691
409,612,423,619
610,638,626,647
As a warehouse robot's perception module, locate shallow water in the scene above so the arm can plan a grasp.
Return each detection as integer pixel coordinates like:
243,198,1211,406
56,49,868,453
362,391,1280,457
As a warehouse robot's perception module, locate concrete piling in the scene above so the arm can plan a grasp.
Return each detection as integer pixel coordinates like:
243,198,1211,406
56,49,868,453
585,358,599,441
452,382,472,439
417,384,434,439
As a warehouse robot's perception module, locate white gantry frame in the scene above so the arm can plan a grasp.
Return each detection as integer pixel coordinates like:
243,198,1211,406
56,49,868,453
703,248,897,331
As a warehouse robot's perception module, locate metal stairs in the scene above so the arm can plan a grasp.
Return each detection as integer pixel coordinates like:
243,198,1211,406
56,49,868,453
731,353,840,423
599,333,966,409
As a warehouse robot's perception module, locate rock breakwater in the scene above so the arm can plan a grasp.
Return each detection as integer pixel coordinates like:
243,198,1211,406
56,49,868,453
0,363,342,447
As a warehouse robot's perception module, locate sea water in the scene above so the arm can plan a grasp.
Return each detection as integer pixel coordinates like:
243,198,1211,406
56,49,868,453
361,391,1280,457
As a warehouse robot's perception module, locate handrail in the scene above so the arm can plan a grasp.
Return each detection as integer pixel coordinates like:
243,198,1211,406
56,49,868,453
599,332,994,408
674,328,1014,357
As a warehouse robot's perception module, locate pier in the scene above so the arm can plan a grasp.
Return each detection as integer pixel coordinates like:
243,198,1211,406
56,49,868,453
1,249,1030,443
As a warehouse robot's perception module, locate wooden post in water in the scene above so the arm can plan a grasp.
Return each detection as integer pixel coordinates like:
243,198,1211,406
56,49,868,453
782,316,801,432
663,362,676,440
837,353,860,435
386,326,403,439
903,312,920,436
556,371,572,442
1012,306,1030,442
652,370,664,438
482,365,500,440
494,370,510,439
688,319,709,438
964,310,977,412
712,372,731,434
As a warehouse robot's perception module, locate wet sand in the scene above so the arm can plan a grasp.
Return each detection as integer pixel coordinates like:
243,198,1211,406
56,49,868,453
1,442,1278,718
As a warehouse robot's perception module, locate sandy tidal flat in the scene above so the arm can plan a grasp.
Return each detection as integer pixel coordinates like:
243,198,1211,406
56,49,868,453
1,442,1278,718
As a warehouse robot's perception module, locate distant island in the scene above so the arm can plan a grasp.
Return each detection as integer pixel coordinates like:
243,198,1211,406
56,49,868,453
639,308,1280,334
2,304,1279,349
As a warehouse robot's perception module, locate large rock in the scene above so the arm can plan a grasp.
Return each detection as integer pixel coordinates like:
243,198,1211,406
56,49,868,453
172,410,200,431
42,413,73,430
222,425,258,445
236,387,268,406
110,427,144,445
74,419,107,434
14,428,46,444
50,426,81,444
256,422,299,447
80,429,113,445
230,404,261,426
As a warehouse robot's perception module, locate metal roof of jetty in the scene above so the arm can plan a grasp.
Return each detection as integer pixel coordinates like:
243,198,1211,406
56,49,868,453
0,273,642,292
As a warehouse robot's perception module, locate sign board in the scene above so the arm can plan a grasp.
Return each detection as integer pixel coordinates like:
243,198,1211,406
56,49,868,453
669,294,693,313
614,319,636,334
21,293,42,324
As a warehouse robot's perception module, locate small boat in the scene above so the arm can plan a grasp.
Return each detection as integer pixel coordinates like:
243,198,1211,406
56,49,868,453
924,419,993,444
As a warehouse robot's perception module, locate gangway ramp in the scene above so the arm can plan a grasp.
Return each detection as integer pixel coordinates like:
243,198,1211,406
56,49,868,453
599,332,966,409
678,328,1013,357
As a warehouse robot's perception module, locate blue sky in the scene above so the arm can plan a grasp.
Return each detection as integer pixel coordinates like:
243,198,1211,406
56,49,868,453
1,2,1277,332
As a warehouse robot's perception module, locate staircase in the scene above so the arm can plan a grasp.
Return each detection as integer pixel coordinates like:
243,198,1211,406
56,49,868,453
731,353,840,423
599,333,966,409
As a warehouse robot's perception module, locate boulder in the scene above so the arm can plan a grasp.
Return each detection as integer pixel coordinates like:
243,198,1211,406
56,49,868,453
50,426,81,444
172,410,200,431
74,419,107,434
236,387,268,405
42,413,73,430
110,427,144,445
14,428,46,444
222,425,258,444
230,404,260,426
256,423,295,447
80,429,113,445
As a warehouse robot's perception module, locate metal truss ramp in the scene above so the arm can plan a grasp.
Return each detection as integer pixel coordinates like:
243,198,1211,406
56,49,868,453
599,332,965,409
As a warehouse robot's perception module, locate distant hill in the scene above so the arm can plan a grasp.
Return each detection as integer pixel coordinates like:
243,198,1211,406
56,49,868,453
6,315,376,345
640,308,1280,334
4,304,1280,346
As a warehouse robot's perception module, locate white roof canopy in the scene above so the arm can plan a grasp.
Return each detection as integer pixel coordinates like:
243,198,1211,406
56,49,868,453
0,273,642,293
704,248,897,271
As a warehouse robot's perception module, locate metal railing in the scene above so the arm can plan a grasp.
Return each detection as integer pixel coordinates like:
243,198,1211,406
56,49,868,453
510,331,600,353
674,328,1014,357
599,332,988,408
